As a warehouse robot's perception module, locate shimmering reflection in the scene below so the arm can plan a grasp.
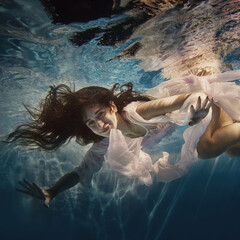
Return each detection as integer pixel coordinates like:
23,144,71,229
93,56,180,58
128,0,240,78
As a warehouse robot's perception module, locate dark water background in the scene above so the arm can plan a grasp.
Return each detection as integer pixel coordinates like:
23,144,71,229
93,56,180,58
1,0,240,239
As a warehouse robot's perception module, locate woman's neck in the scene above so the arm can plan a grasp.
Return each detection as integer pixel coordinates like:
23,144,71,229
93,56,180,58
116,111,146,137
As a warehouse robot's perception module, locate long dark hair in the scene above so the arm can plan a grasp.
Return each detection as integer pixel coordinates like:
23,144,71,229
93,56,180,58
5,82,150,150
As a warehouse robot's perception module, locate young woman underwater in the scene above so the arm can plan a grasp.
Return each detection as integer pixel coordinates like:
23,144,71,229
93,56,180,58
5,70,240,207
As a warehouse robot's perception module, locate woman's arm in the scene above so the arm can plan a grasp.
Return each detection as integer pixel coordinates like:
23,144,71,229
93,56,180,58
136,92,195,120
17,140,108,207
42,171,80,207
17,154,104,207
17,164,98,207
17,173,80,207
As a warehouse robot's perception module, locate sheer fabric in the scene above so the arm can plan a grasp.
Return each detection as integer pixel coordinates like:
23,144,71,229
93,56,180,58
75,70,240,185
107,92,212,184
107,70,240,184
74,138,109,186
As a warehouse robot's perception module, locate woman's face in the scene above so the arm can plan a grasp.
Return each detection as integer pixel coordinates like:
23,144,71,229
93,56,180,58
83,102,118,137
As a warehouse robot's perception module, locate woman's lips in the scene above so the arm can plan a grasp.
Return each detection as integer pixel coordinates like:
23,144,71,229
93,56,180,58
102,124,110,133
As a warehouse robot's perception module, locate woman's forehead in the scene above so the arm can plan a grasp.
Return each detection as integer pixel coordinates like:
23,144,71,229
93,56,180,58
86,103,107,111
83,104,108,119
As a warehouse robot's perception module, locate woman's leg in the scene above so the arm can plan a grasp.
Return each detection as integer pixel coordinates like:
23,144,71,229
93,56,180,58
197,104,240,159
225,142,240,157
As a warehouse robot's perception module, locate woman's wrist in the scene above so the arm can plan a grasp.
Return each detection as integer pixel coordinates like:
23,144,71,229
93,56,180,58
44,188,56,200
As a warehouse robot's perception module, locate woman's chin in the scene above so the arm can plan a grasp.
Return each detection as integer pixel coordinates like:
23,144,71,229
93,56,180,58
101,128,111,137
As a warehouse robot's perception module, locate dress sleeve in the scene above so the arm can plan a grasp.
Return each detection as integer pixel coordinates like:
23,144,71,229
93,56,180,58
73,138,109,186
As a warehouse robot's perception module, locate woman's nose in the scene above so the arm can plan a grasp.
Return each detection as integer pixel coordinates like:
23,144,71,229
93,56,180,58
96,120,104,128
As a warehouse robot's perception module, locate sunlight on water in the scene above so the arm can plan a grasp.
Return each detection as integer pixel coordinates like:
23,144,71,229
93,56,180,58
0,0,240,239
131,0,240,78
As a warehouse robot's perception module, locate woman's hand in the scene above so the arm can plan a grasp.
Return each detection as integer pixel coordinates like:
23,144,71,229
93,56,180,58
16,179,52,207
189,96,213,126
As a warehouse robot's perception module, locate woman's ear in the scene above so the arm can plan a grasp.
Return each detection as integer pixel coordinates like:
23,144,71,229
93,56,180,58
110,101,117,112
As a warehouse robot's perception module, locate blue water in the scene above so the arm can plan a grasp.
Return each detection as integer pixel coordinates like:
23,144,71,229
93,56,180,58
1,0,240,239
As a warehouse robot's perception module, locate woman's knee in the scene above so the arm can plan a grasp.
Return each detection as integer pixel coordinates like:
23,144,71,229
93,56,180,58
197,139,221,159
226,143,240,157
197,141,210,159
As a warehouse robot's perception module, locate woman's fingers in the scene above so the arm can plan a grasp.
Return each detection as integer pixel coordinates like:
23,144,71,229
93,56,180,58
190,105,195,115
189,96,213,126
188,120,194,126
23,178,35,190
32,182,45,200
196,96,202,111
18,180,31,190
16,179,45,200
16,179,51,207
202,96,209,108
206,98,213,110
196,96,212,111
44,197,51,208
15,188,31,195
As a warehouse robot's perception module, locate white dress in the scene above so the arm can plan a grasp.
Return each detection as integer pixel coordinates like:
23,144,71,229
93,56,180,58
75,70,240,186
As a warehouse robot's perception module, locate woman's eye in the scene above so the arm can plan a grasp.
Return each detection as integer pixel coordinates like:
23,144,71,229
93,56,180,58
98,111,105,117
88,121,95,127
